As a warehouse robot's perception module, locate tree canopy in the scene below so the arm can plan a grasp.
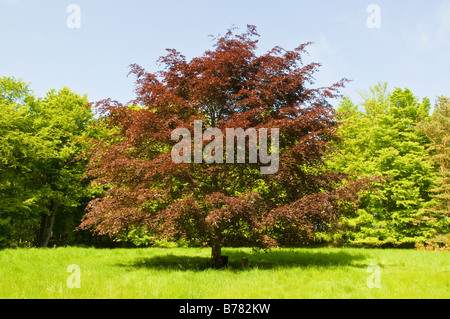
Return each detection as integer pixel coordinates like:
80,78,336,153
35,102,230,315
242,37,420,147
0,76,98,247
417,96,450,232
326,83,442,247
78,25,374,266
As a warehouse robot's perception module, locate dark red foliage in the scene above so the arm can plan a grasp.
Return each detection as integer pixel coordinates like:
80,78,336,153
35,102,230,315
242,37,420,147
79,25,373,266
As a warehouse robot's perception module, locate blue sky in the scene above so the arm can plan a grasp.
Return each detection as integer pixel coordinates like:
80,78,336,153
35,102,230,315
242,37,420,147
1,0,449,108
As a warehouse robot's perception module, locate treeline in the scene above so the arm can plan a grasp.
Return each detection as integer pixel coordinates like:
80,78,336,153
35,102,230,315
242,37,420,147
321,83,449,248
0,76,448,248
0,77,107,247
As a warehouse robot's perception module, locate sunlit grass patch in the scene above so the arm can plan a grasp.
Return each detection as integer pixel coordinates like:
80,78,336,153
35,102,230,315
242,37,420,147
0,247,448,299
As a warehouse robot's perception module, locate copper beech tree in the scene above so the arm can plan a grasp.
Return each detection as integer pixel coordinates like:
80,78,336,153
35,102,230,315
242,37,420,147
79,26,374,268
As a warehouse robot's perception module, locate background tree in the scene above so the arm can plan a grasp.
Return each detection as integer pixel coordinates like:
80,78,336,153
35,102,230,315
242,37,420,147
80,26,373,267
326,83,437,246
0,77,37,244
0,77,98,247
417,96,450,234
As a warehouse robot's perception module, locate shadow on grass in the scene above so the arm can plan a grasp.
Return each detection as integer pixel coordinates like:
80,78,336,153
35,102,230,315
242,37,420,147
118,249,367,272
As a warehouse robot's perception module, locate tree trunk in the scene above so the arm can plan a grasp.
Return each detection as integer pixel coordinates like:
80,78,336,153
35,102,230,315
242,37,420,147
211,242,222,268
36,215,49,247
36,202,58,247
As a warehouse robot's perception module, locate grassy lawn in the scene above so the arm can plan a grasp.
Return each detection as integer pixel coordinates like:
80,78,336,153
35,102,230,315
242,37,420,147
0,247,448,299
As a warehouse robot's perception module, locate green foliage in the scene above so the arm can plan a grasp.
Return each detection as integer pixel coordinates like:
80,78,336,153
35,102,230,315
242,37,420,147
116,227,191,248
325,83,438,246
417,96,450,230
0,77,99,247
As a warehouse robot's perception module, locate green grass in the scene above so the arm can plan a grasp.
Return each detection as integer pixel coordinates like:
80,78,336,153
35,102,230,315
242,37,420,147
0,247,448,299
